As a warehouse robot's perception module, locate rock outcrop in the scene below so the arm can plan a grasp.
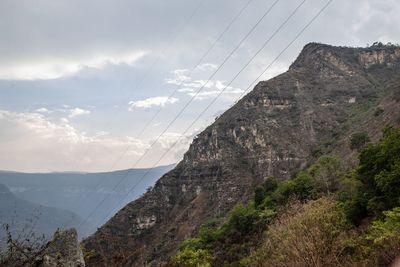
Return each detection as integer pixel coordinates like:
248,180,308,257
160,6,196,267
38,229,85,267
83,43,400,266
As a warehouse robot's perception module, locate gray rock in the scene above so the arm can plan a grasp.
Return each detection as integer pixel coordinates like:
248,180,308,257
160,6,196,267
83,43,400,266
38,229,85,267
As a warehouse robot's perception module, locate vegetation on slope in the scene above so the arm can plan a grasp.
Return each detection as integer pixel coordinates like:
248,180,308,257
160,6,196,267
166,126,400,267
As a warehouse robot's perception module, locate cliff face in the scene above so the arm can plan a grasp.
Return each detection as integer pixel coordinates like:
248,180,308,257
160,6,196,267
83,43,400,266
39,229,85,267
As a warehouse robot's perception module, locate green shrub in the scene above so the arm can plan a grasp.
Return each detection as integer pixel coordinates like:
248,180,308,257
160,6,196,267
350,132,370,151
355,207,400,266
271,171,316,206
340,126,400,223
249,198,352,267
374,107,384,116
225,204,258,235
357,126,400,216
173,247,211,267
254,186,266,208
336,172,366,223
255,177,278,208
309,156,342,194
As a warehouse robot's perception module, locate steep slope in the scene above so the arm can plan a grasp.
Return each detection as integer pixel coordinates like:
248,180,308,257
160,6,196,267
83,43,400,266
0,164,174,236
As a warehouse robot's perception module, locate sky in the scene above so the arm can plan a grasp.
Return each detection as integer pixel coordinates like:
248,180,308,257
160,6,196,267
0,0,399,172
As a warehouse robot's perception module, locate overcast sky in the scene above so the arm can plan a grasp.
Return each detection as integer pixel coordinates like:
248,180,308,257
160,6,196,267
0,0,399,172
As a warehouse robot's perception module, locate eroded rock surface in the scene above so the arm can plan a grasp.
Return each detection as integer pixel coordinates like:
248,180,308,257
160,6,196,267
83,43,400,266
38,229,85,267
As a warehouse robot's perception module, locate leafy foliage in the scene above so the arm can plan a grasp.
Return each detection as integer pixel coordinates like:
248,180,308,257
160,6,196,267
350,132,371,151
172,247,211,267
248,198,352,267
342,126,400,222
169,127,400,267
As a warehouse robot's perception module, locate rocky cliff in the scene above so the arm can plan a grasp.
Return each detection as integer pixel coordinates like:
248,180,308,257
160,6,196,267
82,43,400,266
38,229,85,267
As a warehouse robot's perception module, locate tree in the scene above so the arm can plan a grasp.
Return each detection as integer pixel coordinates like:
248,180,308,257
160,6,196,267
254,177,278,208
309,156,342,194
342,126,400,222
363,207,400,265
350,132,370,151
249,198,351,267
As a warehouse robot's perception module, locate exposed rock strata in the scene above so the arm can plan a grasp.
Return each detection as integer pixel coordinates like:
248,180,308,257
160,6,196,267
83,43,400,266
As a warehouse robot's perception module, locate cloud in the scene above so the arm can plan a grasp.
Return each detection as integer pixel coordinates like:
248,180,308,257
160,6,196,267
0,109,188,172
197,63,218,71
35,107,51,114
34,106,91,118
166,68,243,100
128,96,179,109
0,51,147,80
68,108,91,118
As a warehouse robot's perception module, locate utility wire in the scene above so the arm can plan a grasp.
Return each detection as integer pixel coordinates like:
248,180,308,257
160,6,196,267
91,0,334,230
70,0,203,186
67,0,255,227
78,0,282,229
81,0,318,230
62,0,203,225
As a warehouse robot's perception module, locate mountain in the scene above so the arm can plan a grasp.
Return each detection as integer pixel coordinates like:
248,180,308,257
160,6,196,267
83,43,400,266
0,183,91,245
0,164,175,237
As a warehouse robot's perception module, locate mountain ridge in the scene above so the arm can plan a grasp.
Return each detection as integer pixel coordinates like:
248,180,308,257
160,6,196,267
0,164,175,237
0,183,92,244
83,42,400,266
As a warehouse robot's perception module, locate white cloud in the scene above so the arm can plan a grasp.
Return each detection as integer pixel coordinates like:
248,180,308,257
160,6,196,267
165,69,191,86
0,109,187,172
0,51,147,80
178,88,195,93
35,107,51,114
33,106,91,118
128,96,179,109
197,63,218,71
166,68,244,100
68,108,91,118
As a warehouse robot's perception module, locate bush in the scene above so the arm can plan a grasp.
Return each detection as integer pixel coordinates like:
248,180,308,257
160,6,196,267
173,247,211,267
374,107,384,116
248,198,352,267
350,132,370,151
271,171,316,206
348,207,400,267
357,126,400,216
254,177,278,208
308,156,342,194
254,186,266,208
225,204,258,235
340,126,400,222
336,172,366,224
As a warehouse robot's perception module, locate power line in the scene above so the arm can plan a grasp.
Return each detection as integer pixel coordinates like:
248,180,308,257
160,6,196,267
67,0,256,227
92,0,333,230
88,0,255,184
81,0,314,230
71,0,203,181
77,0,282,229
63,0,204,223
135,0,255,140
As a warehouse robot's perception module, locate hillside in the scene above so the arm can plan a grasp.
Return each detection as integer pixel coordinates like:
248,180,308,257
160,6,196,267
0,183,91,245
83,43,400,266
0,164,174,236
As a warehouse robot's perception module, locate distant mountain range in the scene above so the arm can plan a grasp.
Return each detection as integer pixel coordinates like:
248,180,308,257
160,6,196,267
0,183,92,247
0,164,174,238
